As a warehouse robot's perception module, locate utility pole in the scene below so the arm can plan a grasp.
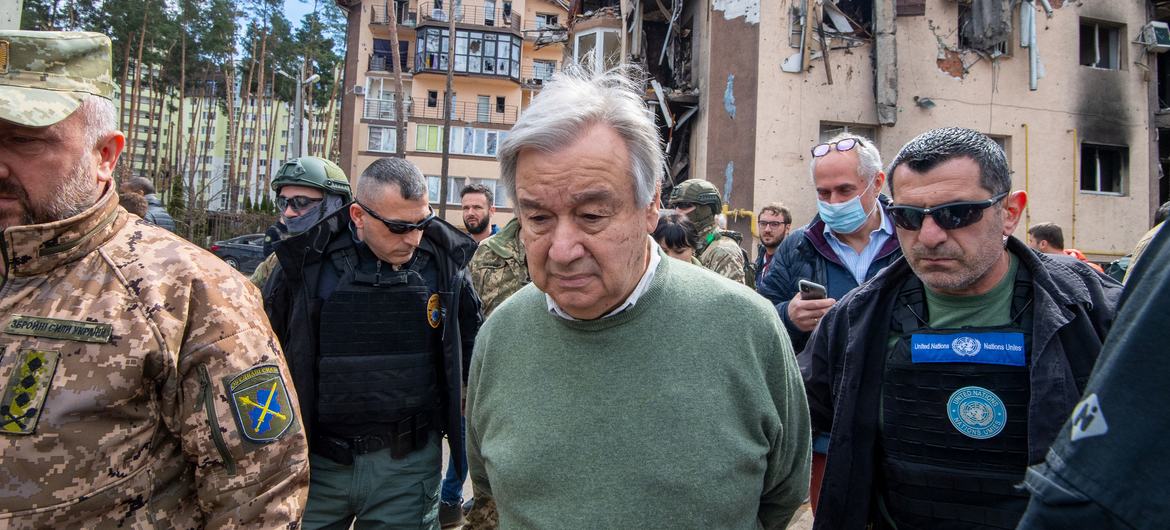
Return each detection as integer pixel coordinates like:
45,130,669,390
279,69,320,159
438,0,457,218
0,0,21,30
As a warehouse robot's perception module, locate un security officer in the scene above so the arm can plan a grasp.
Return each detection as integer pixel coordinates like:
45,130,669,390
801,128,1121,530
263,158,482,528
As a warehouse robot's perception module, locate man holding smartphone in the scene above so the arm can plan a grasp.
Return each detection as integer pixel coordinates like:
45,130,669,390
758,134,902,352
802,128,1120,529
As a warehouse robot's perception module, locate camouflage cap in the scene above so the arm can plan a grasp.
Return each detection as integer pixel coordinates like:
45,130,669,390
0,31,115,127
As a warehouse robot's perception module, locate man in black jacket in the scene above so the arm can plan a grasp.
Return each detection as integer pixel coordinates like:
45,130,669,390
263,157,482,529
802,128,1120,530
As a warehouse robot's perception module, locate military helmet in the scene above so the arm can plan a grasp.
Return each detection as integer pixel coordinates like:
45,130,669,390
271,156,352,201
668,179,722,212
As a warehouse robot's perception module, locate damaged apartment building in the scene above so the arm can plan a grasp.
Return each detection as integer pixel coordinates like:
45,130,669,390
570,0,1163,260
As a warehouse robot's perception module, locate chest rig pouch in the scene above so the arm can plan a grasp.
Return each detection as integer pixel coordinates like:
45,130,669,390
879,268,1034,530
316,249,442,433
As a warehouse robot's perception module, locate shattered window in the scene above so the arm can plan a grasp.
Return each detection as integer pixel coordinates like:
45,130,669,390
958,4,1010,57
1080,143,1127,194
1080,20,1122,70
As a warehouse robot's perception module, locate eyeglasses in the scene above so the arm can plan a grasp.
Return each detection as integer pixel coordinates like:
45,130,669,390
887,192,1009,231
758,220,790,229
276,195,323,213
358,202,436,234
811,138,861,158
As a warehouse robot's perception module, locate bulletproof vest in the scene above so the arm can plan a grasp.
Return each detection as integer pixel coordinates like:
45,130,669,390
316,248,442,435
878,268,1034,530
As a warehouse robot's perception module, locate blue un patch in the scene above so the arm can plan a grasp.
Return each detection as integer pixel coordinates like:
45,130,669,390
911,332,1025,366
947,386,1007,439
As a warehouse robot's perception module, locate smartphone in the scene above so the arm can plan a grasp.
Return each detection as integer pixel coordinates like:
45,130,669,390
799,279,827,300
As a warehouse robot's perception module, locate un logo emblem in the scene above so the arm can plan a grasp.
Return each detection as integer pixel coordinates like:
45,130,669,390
951,336,982,357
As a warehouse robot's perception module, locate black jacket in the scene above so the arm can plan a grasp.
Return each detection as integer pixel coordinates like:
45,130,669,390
143,194,176,232
262,206,482,469
757,209,902,351
801,237,1121,530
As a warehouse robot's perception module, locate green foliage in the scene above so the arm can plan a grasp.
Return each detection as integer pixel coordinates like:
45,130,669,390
167,171,186,216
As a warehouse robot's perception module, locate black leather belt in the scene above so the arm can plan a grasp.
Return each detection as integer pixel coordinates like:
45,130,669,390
312,412,435,465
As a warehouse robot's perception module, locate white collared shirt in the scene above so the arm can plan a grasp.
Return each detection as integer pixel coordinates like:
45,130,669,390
546,237,662,321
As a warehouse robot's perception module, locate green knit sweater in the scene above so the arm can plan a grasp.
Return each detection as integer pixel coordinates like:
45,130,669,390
466,254,811,528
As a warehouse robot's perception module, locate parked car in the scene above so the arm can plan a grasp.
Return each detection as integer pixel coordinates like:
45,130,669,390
210,233,266,274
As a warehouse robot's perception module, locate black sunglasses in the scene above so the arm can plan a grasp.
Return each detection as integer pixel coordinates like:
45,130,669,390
887,192,1009,231
811,138,861,158
358,202,436,234
276,195,323,213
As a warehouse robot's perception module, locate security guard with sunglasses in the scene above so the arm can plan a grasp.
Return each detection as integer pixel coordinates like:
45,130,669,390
801,127,1121,530
262,157,482,529
250,156,352,288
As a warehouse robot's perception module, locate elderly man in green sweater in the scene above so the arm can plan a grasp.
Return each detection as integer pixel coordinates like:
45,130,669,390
464,66,812,529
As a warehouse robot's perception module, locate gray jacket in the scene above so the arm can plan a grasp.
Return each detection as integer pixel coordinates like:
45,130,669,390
143,194,176,232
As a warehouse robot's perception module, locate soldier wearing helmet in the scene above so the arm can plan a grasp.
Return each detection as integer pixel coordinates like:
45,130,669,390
667,179,750,285
251,156,352,288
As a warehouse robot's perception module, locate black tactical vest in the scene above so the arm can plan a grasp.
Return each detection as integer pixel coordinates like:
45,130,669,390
316,249,442,436
878,268,1034,530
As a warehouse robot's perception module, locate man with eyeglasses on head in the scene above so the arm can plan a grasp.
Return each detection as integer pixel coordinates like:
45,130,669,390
800,127,1121,530
250,156,352,288
262,157,483,529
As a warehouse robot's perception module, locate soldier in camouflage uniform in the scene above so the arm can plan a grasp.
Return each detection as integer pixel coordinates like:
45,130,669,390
468,218,529,318
0,31,308,527
667,179,750,285
249,156,352,289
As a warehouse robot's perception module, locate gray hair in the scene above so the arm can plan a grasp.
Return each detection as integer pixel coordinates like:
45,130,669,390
886,127,1011,198
357,157,428,202
809,132,883,185
80,95,118,151
498,65,664,208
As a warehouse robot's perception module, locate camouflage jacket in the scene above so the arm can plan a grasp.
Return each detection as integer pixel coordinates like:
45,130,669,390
696,224,747,284
469,218,529,318
249,252,279,289
0,189,309,528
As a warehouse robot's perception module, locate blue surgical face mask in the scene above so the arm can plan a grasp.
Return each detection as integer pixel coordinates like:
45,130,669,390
817,180,877,235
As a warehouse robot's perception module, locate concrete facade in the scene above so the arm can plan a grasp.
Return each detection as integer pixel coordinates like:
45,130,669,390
337,0,569,226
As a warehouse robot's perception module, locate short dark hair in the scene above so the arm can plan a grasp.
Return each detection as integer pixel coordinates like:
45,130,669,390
1028,222,1065,250
758,203,791,224
886,127,1011,198
123,176,156,195
118,191,149,218
653,213,699,251
1155,200,1170,226
460,183,494,206
357,158,427,201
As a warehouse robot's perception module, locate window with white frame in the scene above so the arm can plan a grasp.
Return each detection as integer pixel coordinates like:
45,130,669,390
369,125,398,152
1080,143,1126,194
1080,19,1123,70
447,126,508,157
818,122,876,142
536,13,559,28
574,28,621,75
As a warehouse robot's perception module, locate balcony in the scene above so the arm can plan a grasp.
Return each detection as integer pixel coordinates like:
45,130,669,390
369,52,412,73
417,1,522,31
518,64,557,89
363,98,414,121
522,20,568,44
371,2,417,26
414,100,518,125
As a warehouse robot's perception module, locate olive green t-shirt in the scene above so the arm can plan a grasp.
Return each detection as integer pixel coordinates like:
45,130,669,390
924,253,1019,328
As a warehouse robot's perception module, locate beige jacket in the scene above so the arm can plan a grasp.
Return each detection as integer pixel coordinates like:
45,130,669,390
0,189,308,528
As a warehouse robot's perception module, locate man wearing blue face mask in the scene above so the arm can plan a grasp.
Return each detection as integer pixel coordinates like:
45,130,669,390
759,134,902,353
758,134,902,512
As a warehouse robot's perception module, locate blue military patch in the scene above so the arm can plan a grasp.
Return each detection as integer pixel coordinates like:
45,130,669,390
911,332,1025,366
947,386,1007,439
223,365,296,444
427,293,442,329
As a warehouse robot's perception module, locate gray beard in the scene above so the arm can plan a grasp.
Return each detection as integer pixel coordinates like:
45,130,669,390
0,152,98,230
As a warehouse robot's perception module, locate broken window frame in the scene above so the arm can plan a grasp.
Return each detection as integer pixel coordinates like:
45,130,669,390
818,122,877,143
957,4,1013,57
574,27,621,75
1080,142,1128,195
1079,19,1125,71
